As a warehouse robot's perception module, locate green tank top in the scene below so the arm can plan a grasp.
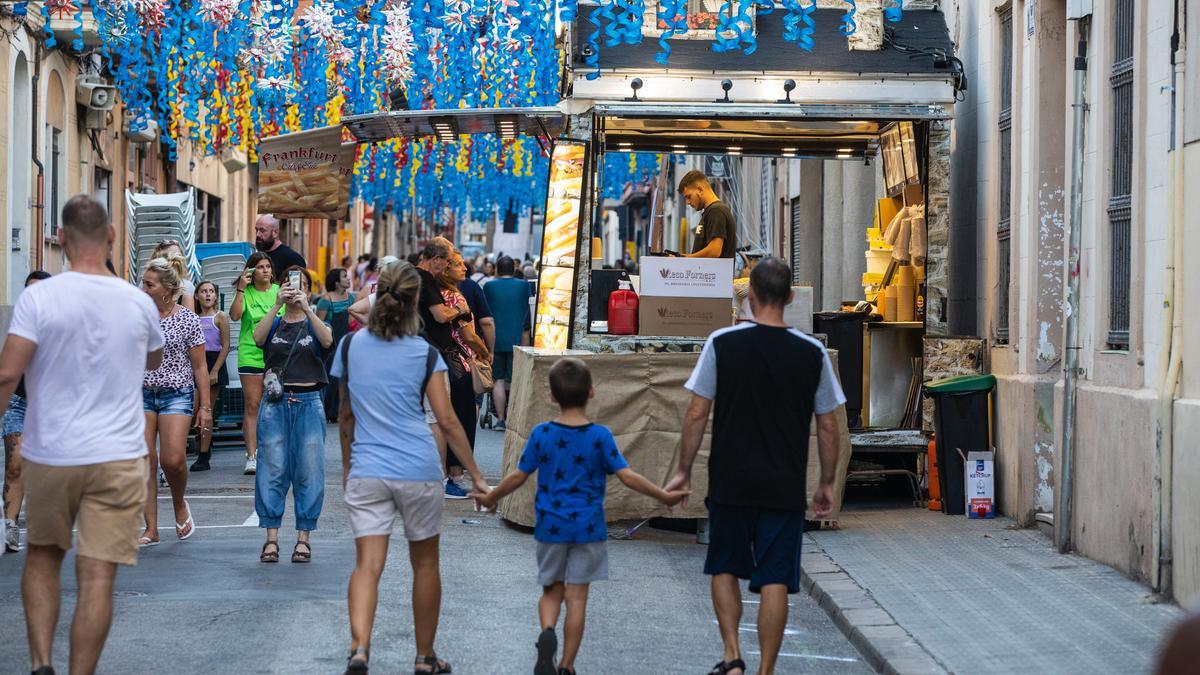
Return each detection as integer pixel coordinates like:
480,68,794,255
237,284,281,369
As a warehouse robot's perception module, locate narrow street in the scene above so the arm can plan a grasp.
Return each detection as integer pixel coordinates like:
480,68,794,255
0,424,870,674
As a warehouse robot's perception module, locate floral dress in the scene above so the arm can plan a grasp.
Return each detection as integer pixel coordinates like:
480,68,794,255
440,288,473,374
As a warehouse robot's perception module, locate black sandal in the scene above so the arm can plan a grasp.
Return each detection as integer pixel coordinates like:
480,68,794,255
414,654,451,674
344,647,368,674
291,541,312,563
708,659,746,675
260,540,279,563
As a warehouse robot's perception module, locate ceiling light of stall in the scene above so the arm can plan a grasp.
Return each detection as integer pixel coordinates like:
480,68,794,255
838,148,853,152
781,147,798,152
781,152,797,158
837,153,852,159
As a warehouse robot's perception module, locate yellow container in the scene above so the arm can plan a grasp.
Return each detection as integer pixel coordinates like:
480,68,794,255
883,286,897,322
895,265,916,322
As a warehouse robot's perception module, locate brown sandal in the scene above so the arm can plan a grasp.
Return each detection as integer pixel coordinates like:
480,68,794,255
291,541,311,563
414,654,451,674
260,540,279,563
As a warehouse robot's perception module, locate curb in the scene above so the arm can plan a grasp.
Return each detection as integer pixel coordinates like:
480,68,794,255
801,538,948,675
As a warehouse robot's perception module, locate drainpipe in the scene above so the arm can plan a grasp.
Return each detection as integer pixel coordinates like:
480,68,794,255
1058,18,1089,555
1153,0,1184,597
31,39,45,272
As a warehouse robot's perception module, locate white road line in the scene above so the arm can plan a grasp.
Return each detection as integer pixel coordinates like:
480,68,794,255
241,511,259,527
713,620,800,636
156,495,254,499
746,651,859,663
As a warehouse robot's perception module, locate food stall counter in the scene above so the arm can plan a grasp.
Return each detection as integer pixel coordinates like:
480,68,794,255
497,346,854,527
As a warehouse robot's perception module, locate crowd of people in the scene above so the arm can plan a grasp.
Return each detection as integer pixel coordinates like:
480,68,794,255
0,195,847,675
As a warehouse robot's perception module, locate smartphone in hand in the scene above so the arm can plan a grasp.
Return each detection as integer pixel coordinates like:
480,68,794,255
288,270,302,289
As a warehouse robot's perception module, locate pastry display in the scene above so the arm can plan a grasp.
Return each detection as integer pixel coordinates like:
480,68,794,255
533,142,588,352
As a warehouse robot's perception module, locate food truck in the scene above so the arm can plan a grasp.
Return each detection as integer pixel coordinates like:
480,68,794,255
339,4,983,527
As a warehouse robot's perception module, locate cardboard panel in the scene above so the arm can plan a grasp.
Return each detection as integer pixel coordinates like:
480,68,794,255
499,348,852,525
639,256,735,298
638,296,734,338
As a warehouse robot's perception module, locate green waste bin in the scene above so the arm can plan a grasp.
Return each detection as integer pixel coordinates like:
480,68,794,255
924,374,996,515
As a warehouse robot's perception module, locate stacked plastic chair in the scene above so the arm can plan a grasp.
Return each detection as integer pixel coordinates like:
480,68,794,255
125,188,199,284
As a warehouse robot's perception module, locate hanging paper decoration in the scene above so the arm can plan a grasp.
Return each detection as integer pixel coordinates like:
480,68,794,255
654,0,688,65
381,3,416,85
46,0,79,21
197,0,237,28
883,0,903,23
840,0,858,36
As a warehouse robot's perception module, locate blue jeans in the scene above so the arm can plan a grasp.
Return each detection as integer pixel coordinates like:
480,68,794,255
3,395,27,436
255,391,326,531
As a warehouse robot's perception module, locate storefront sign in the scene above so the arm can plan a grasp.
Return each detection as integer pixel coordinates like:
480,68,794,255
257,126,355,220
639,256,734,298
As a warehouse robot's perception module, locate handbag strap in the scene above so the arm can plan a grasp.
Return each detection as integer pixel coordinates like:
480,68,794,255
339,330,357,384
267,317,305,376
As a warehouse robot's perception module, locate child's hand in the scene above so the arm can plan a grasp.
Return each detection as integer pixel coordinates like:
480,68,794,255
660,489,692,508
470,487,496,512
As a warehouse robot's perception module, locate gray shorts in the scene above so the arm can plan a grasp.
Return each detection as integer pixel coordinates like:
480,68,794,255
344,478,442,541
536,541,609,586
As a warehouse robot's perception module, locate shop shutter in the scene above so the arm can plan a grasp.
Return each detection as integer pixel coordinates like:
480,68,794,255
790,196,803,284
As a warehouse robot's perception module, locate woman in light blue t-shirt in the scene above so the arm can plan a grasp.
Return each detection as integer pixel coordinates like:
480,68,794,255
332,260,489,675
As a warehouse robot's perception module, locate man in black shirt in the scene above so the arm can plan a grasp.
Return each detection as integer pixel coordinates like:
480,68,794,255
678,170,736,259
255,215,307,281
665,256,846,675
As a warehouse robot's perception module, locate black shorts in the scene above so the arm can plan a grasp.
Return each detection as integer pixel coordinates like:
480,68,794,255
704,500,805,594
206,351,229,387
238,366,264,376
492,352,514,381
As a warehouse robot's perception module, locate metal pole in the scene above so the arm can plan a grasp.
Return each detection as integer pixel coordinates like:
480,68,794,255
1059,19,1089,555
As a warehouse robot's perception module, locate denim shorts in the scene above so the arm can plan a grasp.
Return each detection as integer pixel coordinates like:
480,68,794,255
3,395,27,436
142,386,195,416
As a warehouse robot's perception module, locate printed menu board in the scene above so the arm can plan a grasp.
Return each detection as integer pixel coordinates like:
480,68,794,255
534,142,587,350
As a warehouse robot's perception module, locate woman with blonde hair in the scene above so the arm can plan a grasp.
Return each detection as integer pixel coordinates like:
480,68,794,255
334,260,488,675
139,255,211,545
151,239,195,308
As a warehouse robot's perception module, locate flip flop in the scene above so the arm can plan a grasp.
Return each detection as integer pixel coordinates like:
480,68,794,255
138,535,159,547
175,501,195,540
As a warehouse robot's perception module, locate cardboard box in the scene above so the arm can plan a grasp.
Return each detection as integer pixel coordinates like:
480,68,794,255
965,450,995,518
638,296,733,338
639,256,734,298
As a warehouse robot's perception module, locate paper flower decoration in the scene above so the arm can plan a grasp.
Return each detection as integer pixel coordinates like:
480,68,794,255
381,4,416,84
198,0,238,28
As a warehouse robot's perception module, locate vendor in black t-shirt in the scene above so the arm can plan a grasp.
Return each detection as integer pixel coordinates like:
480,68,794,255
678,170,736,259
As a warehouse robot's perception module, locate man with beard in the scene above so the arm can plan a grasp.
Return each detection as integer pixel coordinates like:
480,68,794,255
254,215,306,282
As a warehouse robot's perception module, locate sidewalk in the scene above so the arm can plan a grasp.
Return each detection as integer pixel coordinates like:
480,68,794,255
802,507,1183,675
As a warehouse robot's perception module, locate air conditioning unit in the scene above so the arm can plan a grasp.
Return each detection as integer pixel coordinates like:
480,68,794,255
123,117,159,144
75,75,116,111
221,146,248,173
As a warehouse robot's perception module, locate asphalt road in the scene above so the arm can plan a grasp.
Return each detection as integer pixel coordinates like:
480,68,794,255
0,421,870,674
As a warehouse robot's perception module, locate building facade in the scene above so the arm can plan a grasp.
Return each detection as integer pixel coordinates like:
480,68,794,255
944,0,1200,602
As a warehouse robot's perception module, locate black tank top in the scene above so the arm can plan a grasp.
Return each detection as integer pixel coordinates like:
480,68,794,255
264,318,328,385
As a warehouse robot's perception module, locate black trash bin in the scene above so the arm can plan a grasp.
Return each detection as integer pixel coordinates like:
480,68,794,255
924,374,996,515
813,311,870,428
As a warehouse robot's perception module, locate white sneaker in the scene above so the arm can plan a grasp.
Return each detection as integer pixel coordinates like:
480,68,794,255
244,456,257,475
452,473,475,494
4,519,19,552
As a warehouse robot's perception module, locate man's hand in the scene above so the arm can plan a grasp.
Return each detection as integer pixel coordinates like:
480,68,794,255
470,484,496,512
662,470,692,509
812,482,835,519
660,489,692,508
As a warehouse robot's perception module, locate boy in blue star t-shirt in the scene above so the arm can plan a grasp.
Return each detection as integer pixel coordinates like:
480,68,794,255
474,357,688,675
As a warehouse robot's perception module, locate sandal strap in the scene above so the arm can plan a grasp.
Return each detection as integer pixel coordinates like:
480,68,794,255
414,654,450,673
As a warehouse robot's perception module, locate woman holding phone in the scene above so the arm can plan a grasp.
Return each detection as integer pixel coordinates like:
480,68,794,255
139,255,211,545
252,265,333,563
230,252,279,475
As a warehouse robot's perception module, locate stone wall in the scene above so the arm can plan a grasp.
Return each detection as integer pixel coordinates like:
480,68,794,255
924,120,951,337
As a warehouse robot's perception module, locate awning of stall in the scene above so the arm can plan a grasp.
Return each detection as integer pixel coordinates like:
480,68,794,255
340,106,568,145
567,7,960,158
